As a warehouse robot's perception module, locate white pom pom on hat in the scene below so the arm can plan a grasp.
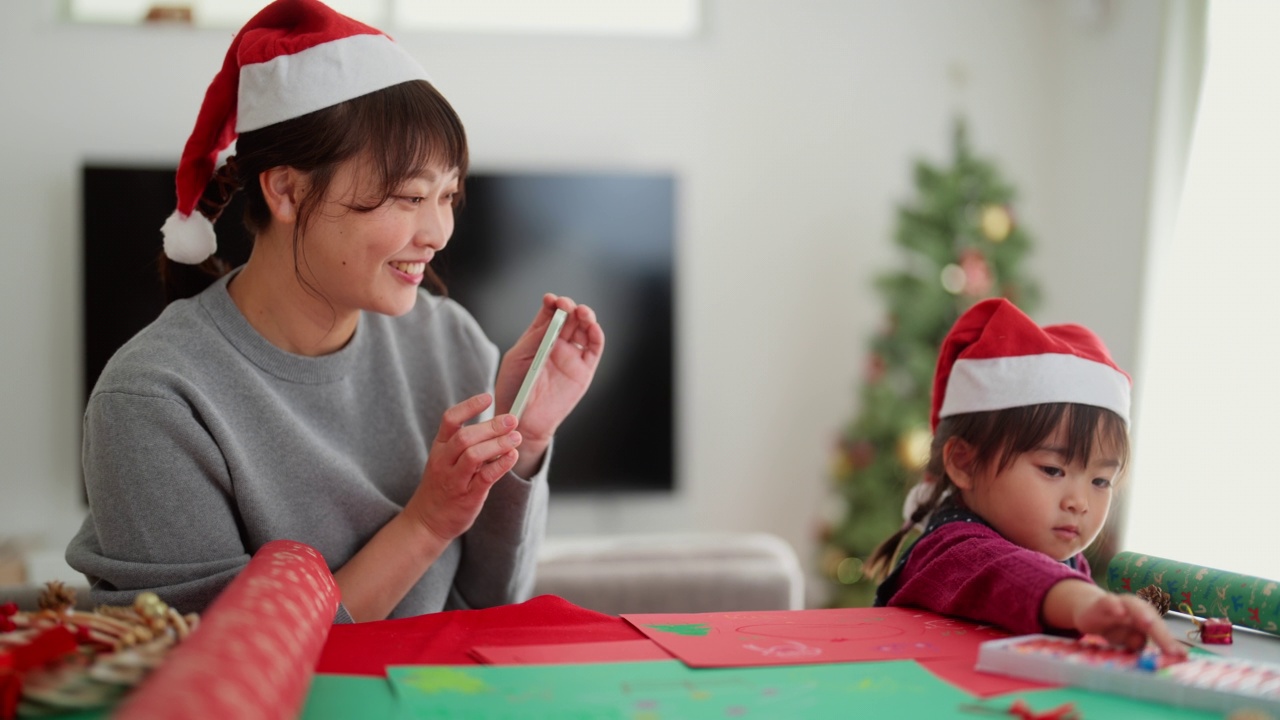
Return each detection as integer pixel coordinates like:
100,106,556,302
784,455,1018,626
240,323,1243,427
162,0,431,264
930,298,1132,430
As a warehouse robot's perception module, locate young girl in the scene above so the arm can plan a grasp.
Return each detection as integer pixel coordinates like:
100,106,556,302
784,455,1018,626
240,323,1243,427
869,298,1183,656
66,0,604,623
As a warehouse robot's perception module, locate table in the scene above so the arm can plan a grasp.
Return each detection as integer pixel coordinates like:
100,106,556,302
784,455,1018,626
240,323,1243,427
296,596,1280,719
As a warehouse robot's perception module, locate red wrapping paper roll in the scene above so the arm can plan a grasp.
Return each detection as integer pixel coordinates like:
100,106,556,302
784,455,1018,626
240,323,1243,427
115,540,339,720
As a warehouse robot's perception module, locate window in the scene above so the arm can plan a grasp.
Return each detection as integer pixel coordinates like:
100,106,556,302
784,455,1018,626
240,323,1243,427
1126,0,1280,580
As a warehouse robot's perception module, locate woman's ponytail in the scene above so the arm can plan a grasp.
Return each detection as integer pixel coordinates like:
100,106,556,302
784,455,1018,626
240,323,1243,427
159,159,241,304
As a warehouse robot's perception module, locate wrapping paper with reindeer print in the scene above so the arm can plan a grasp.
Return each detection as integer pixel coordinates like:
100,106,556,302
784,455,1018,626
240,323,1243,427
1107,551,1280,637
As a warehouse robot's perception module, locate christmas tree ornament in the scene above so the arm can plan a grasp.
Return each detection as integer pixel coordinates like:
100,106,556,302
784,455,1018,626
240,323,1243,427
895,427,932,470
848,440,876,470
959,249,994,297
821,548,847,579
866,353,887,383
829,451,852,479
940,263,967,294
980,204,1013,242
836,557,865,585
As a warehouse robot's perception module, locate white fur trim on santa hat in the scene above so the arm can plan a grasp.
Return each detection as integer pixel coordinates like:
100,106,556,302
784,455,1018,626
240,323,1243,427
237,33,430,133
162,211,218,264
939,353,1131,425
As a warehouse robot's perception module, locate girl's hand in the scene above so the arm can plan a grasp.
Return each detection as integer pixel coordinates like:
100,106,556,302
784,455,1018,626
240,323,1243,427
1074,590,1187,657
494,294,605,458
403,393,523,542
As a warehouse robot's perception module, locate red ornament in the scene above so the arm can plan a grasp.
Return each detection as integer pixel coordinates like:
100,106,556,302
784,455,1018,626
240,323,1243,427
866,353,887,383
0,603,17,617
849,440,876,470
959,249,994,297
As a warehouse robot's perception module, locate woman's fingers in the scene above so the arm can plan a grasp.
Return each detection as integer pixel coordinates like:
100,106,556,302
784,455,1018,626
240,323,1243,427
476,450,519,485
455,425,522,474
434,393,493,446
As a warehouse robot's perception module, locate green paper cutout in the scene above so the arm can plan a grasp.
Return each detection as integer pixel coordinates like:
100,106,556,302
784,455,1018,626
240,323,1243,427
399,667,490,695
643,623,711,636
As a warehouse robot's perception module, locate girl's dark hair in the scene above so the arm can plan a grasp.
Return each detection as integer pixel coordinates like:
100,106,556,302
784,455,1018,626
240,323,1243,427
160,79,468,303
865,402,1130,582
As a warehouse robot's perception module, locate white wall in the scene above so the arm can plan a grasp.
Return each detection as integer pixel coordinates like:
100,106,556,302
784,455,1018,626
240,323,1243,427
0,0,1165,604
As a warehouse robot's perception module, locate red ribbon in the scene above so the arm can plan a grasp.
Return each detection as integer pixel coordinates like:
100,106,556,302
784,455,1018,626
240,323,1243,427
1008,700,1080,720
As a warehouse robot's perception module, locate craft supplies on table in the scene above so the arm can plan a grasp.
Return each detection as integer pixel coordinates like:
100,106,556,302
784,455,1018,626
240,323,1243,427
976,634,1280,717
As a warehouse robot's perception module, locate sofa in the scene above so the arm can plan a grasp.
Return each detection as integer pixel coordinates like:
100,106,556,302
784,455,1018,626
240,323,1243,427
0,532,805,615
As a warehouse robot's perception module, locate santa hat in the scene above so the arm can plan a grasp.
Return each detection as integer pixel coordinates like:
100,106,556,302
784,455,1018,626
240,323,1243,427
162,0,431,264
931,298,1131,430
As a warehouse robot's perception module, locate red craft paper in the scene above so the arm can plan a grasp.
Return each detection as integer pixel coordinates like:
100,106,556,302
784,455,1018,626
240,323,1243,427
623,607,1011,668
115,540,340,720
316,594,645,676
470,639,673,665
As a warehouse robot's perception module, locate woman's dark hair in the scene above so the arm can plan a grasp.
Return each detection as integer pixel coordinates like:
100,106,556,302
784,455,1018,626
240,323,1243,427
160,79,468,303
865,402,1130,582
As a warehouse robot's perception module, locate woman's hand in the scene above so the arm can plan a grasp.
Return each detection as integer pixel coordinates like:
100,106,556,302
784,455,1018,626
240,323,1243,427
494,294,605,474
403,393,523,543
1046,579,1187,657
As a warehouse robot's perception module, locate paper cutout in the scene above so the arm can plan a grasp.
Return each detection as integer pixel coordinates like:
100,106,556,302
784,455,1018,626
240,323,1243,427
624,607,1010,668
471,639,672,665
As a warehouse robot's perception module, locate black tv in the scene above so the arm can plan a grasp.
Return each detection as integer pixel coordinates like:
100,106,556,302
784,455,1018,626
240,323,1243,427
82,166,676,493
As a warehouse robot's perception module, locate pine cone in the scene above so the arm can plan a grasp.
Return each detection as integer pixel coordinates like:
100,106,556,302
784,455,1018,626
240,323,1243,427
37,580,78,613
1137,584,1171,616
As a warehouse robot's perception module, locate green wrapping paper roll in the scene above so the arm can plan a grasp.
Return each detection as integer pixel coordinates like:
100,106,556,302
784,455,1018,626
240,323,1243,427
1106,551,1280,636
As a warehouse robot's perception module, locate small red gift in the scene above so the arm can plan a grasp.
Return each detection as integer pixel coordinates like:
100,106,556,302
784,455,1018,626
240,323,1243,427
1200,617,1233,644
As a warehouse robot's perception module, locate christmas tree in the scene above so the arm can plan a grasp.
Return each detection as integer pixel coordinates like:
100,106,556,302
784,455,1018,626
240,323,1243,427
822,119,1041,608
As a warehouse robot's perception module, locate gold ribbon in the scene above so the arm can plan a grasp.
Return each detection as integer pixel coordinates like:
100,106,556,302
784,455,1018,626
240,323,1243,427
1179,602,1206,641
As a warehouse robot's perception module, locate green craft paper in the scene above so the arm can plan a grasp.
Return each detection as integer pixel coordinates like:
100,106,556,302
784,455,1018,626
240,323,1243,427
387,659,974,719
1107,551,1280,635
300,673,399,720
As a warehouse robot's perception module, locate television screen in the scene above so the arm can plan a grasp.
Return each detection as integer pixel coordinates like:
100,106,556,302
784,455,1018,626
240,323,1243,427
82,166,675,493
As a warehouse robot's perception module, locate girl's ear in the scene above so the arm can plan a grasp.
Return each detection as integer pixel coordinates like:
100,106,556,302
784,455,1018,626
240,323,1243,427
943,437,977,490
260,166,306,224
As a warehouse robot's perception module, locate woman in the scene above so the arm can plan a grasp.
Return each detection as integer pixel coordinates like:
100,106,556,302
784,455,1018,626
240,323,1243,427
66,0,604,622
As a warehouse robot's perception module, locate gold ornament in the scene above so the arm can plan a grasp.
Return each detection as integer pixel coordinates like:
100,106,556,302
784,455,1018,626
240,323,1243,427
980,204,1012,242
829,451,852,479
896,427,932,470
822,547,847,579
